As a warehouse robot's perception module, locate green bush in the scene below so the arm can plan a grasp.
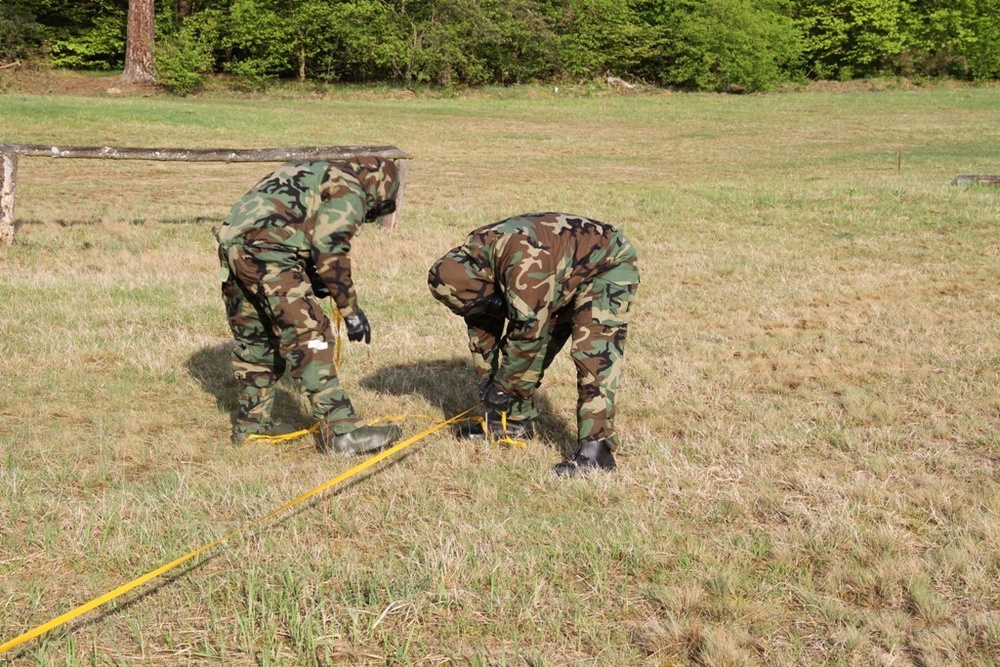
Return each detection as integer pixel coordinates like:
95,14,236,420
660,0,802,92
154,9,223,95
966,2,1000,79
792,0,911,80
393,0,497,86
551,0,660,80
221,0,296,87
0,4,45,63
48,11,126,70
472,0,556,83
156,37,213,95
299,0,403,83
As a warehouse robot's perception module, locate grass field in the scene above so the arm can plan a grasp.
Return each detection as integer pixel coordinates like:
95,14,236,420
1,81,999,665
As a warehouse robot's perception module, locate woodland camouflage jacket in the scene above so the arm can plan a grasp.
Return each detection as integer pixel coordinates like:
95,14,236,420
429,212,639,398
216,158,397,317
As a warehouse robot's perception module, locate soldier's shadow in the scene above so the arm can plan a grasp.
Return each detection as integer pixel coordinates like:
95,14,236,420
358,357,576,454
185,342,314,431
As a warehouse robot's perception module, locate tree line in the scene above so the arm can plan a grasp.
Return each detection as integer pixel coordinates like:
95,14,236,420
3,0,1000,94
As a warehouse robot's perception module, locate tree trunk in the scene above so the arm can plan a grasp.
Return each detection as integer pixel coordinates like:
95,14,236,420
120,0,156,85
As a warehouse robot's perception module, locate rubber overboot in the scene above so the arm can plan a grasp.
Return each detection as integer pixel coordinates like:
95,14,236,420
318,424,403,456
553,438,617,476
455,413,535,441
232,421,299,446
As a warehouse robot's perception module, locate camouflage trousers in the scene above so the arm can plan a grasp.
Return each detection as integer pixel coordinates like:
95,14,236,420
507,263,638,447
219,244,361,439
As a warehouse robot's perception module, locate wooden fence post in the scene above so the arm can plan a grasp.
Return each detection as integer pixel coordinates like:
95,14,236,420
383,157,409,230
1,146,17,246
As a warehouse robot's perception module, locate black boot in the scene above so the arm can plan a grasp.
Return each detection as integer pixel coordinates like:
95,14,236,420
455,413,535,441
553,438,617,476
318,424,403,456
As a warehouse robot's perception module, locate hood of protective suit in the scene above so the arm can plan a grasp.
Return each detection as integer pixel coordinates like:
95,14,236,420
427,246,496,316
322,158,399,220
350,156,399,218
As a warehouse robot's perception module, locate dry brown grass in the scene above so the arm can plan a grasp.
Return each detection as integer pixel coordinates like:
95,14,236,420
1,83,999,665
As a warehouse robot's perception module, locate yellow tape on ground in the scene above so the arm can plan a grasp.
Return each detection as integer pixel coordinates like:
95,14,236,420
486,410,527,449
0,409,472,655
244,422,319,445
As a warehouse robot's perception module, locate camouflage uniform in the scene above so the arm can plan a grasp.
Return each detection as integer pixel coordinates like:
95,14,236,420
428,212,640,447
216,158,397,442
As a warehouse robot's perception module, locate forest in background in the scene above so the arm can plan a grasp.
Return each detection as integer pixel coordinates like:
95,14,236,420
2,0,1000,94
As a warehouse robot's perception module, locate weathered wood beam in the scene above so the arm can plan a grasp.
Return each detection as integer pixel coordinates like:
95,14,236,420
6,144,410,162
952,174,1000,186
0,144,411,244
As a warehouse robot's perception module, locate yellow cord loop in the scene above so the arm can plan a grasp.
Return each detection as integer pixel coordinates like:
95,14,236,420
420,407,529,449
248,412,527,449
0,408,475,656
477,409,527,449
244,423,319,445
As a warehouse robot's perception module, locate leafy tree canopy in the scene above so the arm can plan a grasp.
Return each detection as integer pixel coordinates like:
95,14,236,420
4,0,1000,92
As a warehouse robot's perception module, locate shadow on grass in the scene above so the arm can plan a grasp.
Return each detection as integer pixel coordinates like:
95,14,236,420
184,342,315,434
184,345,576,453
359,356,575,454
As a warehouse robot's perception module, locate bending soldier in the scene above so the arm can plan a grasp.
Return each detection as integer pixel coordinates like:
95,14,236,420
428,212,640,476
215,157,402,455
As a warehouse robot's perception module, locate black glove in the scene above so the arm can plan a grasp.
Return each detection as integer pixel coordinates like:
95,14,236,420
306,265,330,298
480,379,513,412
464,293,507,331
364,199,397,223
344,310,371,344
479,293,506,320
464,293,505,321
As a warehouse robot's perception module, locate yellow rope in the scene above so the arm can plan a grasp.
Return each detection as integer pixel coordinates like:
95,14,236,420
332,306,342,370
244,423,319,445
1,292,527,652
369,414,443,426
488,409,528,448
450,410,527,449
244,416,447,446
0,408,474,656
246,412,526,449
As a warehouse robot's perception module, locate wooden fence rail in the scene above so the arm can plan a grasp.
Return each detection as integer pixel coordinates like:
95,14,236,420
0,143,411,245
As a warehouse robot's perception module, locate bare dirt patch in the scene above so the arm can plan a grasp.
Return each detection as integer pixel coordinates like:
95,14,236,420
7,65,990,102
0,66,127,96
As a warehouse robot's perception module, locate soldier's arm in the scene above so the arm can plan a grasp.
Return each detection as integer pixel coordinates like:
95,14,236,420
494,327,549,398
492,267,557,398
311,196,365,318
466,318,503,380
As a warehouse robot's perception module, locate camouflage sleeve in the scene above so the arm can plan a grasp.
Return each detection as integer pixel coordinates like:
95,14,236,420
492,264,557,398
466,318,503,380
310,195,365,317
494,327,548,398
